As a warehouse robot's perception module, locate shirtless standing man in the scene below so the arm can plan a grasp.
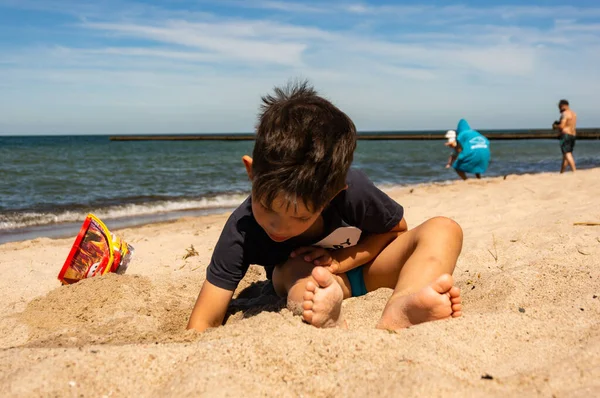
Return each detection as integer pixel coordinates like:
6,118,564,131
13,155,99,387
553,99,577,173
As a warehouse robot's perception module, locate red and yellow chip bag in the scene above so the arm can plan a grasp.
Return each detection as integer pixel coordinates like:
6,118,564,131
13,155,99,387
58,214,133,285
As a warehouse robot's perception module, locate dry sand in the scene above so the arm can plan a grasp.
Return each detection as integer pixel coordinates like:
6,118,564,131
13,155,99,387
1,169,599,397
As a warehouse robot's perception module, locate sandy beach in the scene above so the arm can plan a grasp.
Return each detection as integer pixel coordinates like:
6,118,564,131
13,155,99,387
1,169,599,397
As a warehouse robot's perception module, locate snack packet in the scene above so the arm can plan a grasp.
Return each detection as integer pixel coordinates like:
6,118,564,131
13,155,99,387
58,214,134,285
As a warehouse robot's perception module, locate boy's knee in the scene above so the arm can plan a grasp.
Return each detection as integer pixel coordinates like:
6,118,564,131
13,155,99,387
426,217,463,240
272,256,316,297
281,256,316,281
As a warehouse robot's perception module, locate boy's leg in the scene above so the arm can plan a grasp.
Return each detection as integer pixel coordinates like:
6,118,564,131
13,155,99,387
359,217,463,330
272,256,352,328
271,216,463,330
560,155,568,173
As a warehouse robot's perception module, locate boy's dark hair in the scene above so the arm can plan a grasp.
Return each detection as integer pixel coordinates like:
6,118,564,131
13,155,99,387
559,99,569,107
252,80,357,212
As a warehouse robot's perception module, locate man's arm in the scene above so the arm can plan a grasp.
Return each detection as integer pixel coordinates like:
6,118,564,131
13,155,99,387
331,218,408,273
558,112,569,130
187,280,234,332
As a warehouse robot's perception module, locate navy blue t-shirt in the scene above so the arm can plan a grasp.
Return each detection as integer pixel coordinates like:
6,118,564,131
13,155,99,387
206,168,404,291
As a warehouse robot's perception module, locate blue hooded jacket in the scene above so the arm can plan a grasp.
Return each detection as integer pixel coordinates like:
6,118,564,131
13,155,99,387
452,119,490,174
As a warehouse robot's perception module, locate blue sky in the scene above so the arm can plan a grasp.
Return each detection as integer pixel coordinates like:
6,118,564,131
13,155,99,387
0,0,599,134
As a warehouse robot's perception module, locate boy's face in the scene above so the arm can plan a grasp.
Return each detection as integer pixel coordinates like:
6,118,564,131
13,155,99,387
242,155,327,242
251,194,321,242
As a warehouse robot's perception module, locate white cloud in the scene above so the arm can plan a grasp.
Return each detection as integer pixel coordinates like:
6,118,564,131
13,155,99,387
232,0,326,14
375,65,437,81
82,47,221,62
83,21,308,66
237,1,600,21
1,1,600,134
555,21,600,32
344,4,371,14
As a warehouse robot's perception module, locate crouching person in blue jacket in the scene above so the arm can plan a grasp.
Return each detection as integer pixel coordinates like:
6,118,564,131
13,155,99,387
447,119,490,180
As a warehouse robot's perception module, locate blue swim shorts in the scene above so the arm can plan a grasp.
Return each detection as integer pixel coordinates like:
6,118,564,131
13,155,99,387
346,266,367,297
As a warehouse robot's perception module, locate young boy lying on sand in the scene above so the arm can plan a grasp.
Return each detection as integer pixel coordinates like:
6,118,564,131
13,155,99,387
187,81,463,332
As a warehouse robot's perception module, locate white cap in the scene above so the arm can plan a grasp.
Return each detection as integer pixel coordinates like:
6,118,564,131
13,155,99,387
445,130,456,142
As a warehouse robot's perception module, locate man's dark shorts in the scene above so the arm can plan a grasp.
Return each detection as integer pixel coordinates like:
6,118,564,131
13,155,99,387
560,134,576,154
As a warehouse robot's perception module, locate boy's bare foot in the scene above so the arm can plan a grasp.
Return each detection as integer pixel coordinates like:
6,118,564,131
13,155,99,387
302,267,344,328
377,274,462,331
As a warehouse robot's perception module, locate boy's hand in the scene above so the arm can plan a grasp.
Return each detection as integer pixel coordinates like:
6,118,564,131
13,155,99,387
290,246,341,272
290,246,332,266
324,259,341,274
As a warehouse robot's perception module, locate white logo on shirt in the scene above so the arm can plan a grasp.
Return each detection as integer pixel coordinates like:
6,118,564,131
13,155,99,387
312,227,362,250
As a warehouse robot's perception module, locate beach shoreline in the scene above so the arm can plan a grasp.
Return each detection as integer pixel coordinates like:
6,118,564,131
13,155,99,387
2,168,599,245
1,169,599,396
4,136,600,244
0,175,485,245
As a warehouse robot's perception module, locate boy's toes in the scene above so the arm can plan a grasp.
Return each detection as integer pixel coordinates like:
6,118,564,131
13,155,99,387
450,286,461,317
431,274,453,294
303,299,313,311
303,289,314,301
311,266,336,288
303,310,313,323
449,286,461,299
305,280,317,293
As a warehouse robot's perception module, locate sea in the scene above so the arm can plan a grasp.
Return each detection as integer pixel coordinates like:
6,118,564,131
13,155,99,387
1,134,600,244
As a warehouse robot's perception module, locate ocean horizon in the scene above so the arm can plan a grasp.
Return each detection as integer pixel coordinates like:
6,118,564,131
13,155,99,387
2,127,600,137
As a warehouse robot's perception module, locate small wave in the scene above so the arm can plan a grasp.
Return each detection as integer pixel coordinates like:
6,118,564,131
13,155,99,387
0,193,248,231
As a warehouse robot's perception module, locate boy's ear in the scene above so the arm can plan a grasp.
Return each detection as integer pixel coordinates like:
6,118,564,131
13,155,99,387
334,184,348,197
242,155,253,180
324,185,348,207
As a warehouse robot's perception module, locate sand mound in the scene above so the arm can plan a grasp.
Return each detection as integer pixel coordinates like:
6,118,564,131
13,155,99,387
16,265,298,348
18,274,197,347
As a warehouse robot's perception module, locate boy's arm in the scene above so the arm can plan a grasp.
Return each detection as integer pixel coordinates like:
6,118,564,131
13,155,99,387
290,218,408,273
187,280,234,332
331,217,408,273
